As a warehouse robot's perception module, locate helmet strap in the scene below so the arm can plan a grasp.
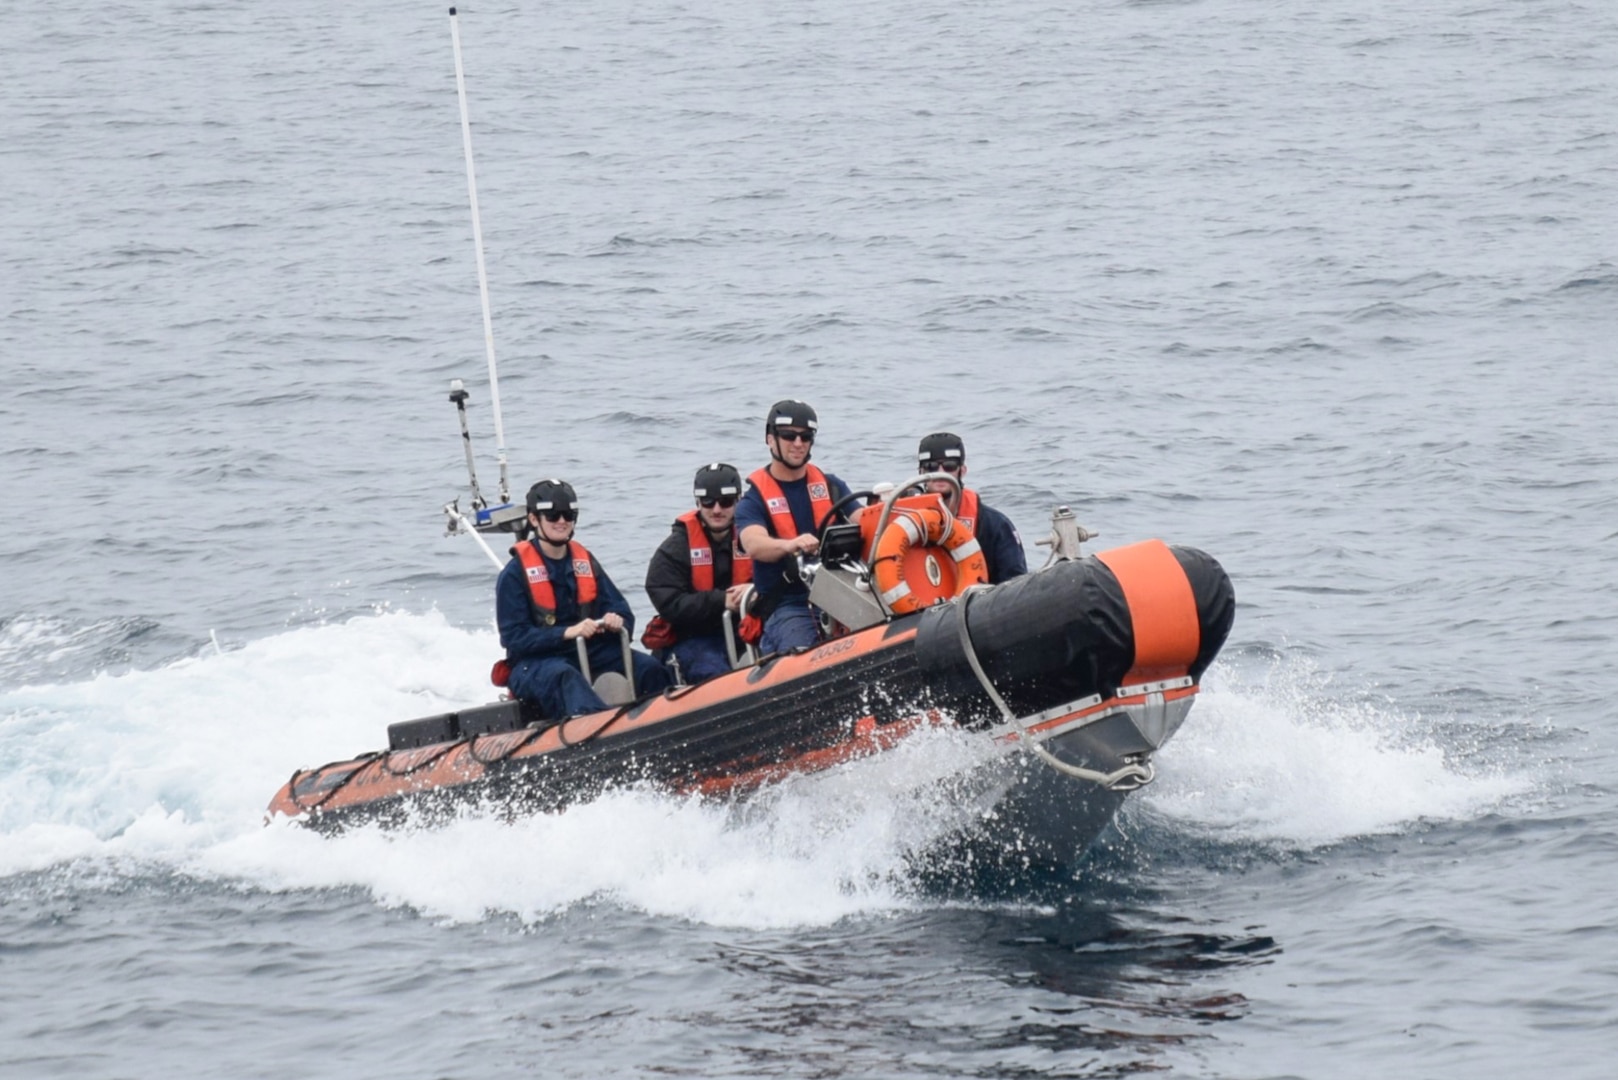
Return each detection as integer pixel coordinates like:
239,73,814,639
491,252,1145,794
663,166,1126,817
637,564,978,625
767,434,811,472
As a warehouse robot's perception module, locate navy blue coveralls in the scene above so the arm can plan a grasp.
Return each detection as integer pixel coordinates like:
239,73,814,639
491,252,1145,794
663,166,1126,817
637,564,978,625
496,547,672,719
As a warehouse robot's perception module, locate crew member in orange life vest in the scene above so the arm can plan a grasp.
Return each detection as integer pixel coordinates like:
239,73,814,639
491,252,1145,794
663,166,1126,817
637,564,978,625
916,431,1027,584
736,400,852,654
643,462,753,683
496,478,672,720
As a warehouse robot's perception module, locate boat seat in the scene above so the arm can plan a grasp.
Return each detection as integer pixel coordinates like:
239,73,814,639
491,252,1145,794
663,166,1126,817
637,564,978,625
578,626,637,705
591,671,635,706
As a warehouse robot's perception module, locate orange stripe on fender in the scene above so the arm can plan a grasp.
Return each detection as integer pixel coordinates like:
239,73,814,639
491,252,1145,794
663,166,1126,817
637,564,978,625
1096,539,1201,684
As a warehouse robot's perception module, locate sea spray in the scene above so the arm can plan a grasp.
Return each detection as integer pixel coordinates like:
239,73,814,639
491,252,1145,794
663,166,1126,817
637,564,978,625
1144,656,1530,847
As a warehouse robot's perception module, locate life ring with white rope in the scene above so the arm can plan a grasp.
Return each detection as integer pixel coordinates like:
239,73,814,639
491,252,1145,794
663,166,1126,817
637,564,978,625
869,502,989,614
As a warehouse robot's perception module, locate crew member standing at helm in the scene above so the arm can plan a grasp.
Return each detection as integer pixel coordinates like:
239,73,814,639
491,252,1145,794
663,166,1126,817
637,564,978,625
496,478,672,719
644,462,754,682
736,400,852,653
916,431,1027,584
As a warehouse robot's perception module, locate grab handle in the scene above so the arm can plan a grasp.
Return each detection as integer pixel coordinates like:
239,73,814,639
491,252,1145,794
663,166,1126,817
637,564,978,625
573,623,634,680
722,608,759,670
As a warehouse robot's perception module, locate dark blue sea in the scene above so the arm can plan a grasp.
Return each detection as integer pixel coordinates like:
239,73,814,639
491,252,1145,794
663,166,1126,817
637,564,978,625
3,1,1615,1076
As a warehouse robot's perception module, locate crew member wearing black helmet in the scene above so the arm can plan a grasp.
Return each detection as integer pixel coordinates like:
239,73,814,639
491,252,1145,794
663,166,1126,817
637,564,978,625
735,400,852,653
916,432,1027,584
496,478,673,719
643,463,754,682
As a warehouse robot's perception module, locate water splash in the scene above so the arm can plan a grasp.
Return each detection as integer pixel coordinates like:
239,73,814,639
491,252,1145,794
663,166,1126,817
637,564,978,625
0,613,997,926
1,615,1539,924
1142,656,1531,848
0,610,494,848
208,720,1004,929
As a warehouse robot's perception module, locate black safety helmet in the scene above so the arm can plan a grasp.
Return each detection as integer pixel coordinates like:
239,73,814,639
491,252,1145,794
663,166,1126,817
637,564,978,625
765,399,818,435
692,462,742,500
918,431,966,468
526,478,578,516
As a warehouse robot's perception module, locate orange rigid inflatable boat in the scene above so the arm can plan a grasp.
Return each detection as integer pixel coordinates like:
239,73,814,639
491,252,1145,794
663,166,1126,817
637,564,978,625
273,28,1234,866
268,492,1234,867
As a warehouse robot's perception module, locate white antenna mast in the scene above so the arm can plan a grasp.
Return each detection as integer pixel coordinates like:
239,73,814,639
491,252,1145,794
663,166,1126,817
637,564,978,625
449,6,509,505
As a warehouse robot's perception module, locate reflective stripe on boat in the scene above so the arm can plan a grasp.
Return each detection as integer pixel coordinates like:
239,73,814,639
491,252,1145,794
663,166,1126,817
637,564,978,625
1115,675,1194,697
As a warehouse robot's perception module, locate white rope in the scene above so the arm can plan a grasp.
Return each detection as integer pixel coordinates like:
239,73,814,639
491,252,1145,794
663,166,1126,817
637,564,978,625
952,586,1154,789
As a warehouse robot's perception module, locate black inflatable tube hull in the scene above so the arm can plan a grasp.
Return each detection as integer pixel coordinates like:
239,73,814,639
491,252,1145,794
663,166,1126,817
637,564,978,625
913,545,1235,722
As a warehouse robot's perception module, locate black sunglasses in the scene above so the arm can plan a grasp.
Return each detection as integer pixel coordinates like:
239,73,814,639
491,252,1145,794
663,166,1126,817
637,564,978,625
539,509,578,523
776,428,815,444
923,460,962,474
699,495,738,509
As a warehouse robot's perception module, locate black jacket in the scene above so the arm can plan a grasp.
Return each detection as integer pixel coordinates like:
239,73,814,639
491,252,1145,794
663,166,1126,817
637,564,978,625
645,520,743,641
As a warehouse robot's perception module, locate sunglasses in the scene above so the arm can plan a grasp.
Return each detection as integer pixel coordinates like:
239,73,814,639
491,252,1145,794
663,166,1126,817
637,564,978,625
539,509,578,523
699,495,738,509
776,428,815,444
923,460,962,474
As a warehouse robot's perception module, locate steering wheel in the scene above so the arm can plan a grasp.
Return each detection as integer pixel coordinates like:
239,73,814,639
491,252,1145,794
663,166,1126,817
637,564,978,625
815,490,877,540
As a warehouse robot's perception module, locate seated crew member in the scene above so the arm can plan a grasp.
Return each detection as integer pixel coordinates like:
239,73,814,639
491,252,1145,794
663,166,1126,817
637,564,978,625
736,399,851,654
644,462,753,683
496,478,673,719
916,431,1028,584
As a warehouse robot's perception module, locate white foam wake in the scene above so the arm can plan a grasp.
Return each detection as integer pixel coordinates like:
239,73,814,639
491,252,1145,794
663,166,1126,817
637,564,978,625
0,611,493,866
201,710,997,929
1142,658,1531,848
0,615,1536,923
0,611,994,927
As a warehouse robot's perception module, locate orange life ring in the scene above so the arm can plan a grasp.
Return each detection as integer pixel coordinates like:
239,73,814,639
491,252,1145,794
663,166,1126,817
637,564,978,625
870,504,990,614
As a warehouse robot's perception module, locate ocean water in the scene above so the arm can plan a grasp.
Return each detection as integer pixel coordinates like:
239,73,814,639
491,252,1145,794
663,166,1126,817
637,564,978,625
3,0,1616,1076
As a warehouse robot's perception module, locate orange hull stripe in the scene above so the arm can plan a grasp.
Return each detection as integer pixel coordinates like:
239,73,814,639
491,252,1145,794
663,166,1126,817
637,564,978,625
1095,540,1201,682
689,712,940,797
267,626,922,818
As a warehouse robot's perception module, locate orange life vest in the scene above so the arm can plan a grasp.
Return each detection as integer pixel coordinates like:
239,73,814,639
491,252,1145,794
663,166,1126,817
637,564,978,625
956,488,980,533
679,510,753,592
513,539,600,624
747,465,834,541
